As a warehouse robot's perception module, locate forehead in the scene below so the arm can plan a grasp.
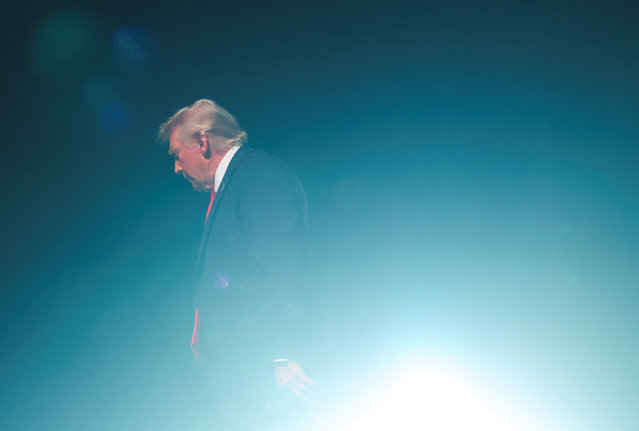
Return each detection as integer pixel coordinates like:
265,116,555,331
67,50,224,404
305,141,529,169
168,128,182,154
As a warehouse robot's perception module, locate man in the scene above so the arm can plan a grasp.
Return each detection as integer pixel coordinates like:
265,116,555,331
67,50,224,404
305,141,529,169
159,99,316,429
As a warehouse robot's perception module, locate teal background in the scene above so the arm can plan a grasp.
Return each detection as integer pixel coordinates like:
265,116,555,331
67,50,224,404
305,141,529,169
1,1,638,429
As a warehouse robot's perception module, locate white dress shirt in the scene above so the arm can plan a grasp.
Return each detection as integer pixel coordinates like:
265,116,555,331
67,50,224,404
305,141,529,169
214,144,241,193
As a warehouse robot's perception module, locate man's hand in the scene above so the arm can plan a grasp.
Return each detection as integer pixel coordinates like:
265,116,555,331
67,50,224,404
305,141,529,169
274,361,317,404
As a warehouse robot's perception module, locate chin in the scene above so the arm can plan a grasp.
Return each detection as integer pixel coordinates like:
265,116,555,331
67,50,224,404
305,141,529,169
192,182,212,192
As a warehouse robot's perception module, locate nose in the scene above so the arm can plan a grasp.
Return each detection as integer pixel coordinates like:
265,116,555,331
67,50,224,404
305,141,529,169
174,160,182,175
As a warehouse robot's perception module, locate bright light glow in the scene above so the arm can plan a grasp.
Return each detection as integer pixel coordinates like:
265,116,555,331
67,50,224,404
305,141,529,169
317,359,552,431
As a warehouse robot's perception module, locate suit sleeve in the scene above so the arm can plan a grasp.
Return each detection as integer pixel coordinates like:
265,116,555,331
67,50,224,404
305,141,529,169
235,159,310,360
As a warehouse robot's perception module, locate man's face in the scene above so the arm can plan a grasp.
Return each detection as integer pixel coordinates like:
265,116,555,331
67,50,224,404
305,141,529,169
168,128,214,191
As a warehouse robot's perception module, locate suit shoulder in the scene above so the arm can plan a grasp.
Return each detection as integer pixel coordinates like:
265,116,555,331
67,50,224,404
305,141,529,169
242,147,291,168
236,147,300,181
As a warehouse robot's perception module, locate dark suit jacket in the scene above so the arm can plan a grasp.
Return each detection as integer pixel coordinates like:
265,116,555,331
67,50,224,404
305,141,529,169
194,145,309,365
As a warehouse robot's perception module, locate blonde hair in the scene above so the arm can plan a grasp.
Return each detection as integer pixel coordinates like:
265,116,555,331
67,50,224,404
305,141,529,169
158,99,247,151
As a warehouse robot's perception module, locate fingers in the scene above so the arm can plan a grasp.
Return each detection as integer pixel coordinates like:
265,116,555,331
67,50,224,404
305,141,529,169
273,362,318,404
287,381,316,405
298,372,316,386
284,376,317,405
293,377,316,395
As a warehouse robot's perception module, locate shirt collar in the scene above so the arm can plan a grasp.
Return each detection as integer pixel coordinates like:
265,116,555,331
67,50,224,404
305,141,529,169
214,144,241,192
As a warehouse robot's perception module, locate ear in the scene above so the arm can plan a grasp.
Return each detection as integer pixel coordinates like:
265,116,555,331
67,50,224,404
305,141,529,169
199,134,210,154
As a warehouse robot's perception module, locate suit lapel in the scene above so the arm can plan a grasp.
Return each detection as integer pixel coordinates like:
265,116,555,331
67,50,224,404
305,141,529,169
196,145,253,267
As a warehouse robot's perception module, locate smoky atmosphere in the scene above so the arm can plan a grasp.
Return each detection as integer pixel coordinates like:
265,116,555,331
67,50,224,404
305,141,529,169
1,1,638,430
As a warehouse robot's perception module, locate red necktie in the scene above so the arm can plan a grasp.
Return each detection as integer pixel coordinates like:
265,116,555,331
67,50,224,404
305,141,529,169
204,189,216,224
192,189,216,359
190,308,200,360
